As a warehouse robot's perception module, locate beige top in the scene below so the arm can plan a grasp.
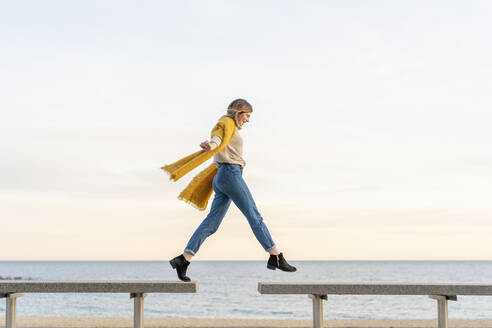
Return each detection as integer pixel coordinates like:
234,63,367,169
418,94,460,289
211,131,246,168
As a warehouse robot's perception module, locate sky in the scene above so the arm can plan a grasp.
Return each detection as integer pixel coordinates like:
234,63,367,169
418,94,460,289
1,1,491,260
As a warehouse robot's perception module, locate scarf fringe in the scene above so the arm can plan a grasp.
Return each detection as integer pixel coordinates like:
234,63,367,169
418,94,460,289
160,165,173,180
177,195,207,211
160,150,204,182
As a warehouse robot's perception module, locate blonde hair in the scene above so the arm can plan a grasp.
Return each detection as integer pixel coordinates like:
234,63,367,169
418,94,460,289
224,99,253,129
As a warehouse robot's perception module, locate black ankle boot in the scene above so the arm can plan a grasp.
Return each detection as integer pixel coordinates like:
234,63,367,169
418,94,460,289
267,252,297,272
169,254,191,282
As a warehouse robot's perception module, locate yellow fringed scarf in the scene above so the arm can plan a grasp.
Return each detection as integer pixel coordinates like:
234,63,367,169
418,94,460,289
161,116,237,210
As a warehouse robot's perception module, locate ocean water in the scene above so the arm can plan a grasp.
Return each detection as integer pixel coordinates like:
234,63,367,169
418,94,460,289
1,261,492,319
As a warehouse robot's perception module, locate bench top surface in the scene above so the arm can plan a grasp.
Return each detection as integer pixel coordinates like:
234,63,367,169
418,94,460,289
258,282,492,296
0,280,198,293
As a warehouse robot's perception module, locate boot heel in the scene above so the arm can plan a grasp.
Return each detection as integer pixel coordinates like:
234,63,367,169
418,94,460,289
169,259,177,269
267,264,276,270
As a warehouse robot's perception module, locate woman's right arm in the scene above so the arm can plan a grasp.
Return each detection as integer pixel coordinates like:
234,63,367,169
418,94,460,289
202,120,224,151
200,141,216,151
200,135,222,151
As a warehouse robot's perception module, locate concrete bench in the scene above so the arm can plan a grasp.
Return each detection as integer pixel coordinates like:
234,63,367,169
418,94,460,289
258,282,492,328
0,280,198,328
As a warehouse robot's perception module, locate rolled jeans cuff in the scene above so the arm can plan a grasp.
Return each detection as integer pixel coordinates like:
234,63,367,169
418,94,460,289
183,249,196,256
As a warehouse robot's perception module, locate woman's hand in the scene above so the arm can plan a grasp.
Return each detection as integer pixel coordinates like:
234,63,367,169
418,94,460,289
200,140,218,152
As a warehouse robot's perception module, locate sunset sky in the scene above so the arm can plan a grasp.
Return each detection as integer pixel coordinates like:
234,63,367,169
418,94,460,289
1,0,491,260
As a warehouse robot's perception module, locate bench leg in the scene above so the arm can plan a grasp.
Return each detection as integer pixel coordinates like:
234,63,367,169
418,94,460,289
1,293,24,328
308,294,327,328
130,293,147,328
429,295,457,328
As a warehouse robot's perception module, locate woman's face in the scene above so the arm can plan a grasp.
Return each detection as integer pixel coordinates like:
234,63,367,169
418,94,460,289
238,112,251,127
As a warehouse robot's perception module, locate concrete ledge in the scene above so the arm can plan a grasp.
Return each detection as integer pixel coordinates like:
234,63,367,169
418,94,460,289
0,280,198,294
258,283,492,296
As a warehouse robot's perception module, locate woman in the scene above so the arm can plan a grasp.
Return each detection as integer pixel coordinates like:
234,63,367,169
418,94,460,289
163,99,296,282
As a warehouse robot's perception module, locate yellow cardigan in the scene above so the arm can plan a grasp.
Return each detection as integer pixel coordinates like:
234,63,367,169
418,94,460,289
161,116,237,210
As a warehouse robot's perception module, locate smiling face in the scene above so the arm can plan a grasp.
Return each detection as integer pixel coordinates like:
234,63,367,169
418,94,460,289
238,112,251,127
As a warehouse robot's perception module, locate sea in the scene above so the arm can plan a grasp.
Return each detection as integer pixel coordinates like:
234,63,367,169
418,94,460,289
1,261,492,319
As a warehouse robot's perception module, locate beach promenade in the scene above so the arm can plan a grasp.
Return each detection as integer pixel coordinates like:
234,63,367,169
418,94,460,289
2,317,492,328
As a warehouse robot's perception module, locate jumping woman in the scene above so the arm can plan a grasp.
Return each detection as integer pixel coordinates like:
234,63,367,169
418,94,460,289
162,99,296,282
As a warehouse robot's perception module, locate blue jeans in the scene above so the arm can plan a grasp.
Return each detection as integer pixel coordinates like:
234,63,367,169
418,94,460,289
184,163,276,255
